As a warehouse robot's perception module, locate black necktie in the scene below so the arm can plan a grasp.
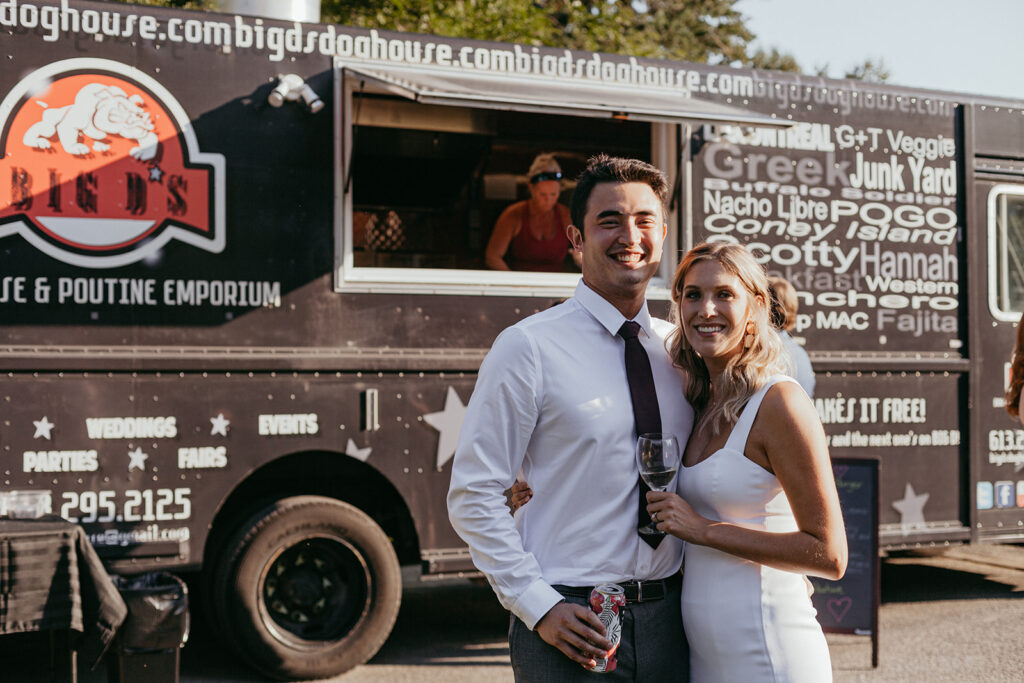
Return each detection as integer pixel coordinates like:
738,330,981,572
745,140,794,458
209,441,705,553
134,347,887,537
618,321,663,549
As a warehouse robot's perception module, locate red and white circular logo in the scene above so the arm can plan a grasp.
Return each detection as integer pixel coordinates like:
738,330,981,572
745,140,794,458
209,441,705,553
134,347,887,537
0,58,225,268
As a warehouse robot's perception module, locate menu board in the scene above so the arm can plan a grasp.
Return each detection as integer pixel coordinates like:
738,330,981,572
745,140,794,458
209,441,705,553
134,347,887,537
810,455,880,667
692,109,961,355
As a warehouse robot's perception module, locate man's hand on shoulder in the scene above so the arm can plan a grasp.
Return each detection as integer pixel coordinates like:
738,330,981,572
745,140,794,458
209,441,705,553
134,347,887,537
534,601,613,669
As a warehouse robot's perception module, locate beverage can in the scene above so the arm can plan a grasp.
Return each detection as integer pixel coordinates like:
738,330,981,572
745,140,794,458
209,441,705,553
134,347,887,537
588,583,626,673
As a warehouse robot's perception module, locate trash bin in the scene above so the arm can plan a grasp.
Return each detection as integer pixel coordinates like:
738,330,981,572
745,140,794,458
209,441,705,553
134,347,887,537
107,572,190,683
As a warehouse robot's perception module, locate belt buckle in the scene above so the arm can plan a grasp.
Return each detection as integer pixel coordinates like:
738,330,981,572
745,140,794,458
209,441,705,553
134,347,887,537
636,580,643,602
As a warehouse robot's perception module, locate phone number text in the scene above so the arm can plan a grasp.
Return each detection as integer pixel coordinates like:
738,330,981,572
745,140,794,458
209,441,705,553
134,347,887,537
61,488,192,523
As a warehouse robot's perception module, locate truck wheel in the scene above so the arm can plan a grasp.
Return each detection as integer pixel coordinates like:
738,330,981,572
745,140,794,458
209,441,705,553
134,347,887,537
212,496,401,680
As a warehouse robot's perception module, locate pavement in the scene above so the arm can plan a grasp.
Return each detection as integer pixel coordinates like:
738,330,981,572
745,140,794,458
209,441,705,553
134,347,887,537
333,543,1024,683
3,543,1022,682
828,543,1024,682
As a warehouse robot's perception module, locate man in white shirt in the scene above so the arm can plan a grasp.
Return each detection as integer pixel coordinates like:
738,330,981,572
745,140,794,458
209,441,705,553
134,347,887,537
768,276,816,397
448,155,693,681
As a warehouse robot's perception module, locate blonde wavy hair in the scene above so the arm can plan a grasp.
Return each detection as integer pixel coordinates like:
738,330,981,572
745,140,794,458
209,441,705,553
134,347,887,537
667,242,787,434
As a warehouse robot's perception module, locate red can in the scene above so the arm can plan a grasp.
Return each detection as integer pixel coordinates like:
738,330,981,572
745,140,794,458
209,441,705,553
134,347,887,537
588,583,626,673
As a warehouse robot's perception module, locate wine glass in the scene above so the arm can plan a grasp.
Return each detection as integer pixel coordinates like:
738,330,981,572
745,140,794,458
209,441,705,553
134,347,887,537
635,433,681,537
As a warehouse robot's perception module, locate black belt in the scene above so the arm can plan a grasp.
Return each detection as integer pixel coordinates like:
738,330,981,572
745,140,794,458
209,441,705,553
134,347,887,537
552,573,680,603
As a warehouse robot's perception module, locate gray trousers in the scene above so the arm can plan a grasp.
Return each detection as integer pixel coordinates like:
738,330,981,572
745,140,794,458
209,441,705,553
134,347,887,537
508,583,689,682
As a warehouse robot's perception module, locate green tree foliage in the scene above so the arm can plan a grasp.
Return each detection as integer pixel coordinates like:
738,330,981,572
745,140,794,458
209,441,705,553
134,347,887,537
321,1,754,65
109,0,757,65
749,47,801,73
321,0,553,46
108,0,898,81
111,0,204,7
811,58,890,83
843,58,891,83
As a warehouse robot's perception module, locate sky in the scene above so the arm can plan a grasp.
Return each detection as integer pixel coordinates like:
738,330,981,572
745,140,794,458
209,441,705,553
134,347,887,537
740,0,1023,101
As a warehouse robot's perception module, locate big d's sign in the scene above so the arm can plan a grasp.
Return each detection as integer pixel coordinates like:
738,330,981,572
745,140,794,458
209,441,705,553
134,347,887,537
0,58,225,268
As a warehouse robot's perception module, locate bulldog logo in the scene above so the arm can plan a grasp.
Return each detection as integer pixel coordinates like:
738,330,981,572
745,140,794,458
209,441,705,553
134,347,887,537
0,58,225,268
22,82,160,161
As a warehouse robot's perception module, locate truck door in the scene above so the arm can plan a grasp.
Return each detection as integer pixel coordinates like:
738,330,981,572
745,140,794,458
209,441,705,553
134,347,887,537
967,104,1024,541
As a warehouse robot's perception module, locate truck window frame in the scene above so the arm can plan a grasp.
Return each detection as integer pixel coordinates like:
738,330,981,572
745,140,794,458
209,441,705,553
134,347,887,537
333,66,680,298
988,184,1024,320
331,62,783,299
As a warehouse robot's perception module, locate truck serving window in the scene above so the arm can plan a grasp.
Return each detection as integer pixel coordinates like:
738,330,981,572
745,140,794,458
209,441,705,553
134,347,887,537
349,95,650,272
989,185,1024,317
335,63,782,295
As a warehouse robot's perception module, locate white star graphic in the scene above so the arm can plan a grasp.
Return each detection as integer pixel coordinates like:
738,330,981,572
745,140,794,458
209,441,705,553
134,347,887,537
422,386,467,470
33,416,55,440
892,482,929,527
345,439,372,462
149,165,163,182
210,413,230,437
128,447,149,472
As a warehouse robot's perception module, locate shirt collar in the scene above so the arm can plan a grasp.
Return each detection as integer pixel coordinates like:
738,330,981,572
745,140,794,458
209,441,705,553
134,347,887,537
574,280,653,338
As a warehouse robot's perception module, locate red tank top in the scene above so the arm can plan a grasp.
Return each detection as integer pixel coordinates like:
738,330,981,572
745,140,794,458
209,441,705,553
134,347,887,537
509,205,570,272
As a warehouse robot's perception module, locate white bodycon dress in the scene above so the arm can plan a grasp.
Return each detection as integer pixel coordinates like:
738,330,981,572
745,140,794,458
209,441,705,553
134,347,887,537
679,376,832,683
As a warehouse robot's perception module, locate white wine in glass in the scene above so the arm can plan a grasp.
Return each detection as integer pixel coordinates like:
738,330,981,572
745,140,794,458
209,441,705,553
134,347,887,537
635,433,681,537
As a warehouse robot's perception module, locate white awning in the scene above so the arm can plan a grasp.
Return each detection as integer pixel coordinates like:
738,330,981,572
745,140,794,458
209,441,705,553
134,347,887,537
340,63,787,128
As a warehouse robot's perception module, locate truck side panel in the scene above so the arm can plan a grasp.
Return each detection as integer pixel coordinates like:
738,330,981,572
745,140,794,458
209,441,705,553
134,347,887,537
3,371,477,572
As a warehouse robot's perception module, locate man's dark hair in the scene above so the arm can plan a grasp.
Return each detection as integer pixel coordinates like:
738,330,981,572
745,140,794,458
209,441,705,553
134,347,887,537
569,154,670,234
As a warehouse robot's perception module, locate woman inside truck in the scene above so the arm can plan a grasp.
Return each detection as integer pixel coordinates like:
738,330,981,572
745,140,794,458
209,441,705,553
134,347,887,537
484,153,580,272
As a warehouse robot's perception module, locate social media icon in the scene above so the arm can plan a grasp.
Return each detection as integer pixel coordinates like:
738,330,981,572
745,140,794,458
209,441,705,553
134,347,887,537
995,481,1014,509
977,482,994,510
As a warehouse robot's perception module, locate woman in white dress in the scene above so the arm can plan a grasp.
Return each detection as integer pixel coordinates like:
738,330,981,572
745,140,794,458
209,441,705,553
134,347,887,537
647,241,847,683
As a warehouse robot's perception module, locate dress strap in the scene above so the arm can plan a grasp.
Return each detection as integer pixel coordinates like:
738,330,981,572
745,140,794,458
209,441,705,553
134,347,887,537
722,376,798,454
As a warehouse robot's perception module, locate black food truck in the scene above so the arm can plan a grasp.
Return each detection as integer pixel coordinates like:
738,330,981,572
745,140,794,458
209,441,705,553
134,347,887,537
2,0,1023,678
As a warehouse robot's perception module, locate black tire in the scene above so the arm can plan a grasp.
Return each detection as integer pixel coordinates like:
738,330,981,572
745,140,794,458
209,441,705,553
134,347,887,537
211,496,402,681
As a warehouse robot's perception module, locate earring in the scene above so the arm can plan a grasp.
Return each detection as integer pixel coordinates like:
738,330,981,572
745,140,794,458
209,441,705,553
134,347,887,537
744,320,756,349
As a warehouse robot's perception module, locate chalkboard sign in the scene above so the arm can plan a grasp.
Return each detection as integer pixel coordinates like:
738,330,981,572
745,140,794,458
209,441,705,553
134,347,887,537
809,455,880,667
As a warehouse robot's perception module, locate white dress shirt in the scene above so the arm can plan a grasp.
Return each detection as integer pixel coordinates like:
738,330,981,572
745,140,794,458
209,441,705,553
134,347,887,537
447,281,694,629
779,330,816,398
